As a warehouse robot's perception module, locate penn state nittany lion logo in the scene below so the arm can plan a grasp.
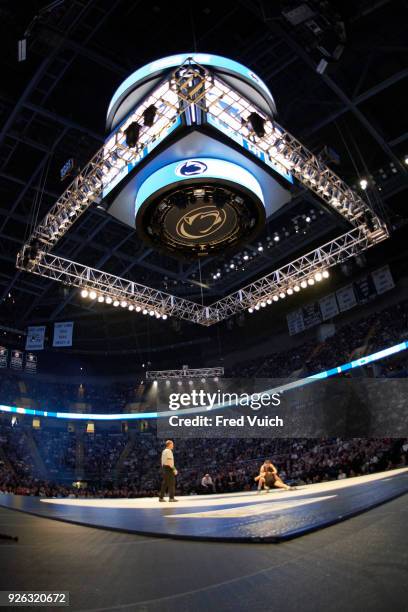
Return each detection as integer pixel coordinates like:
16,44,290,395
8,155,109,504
176,205,227,240
175,160,208,177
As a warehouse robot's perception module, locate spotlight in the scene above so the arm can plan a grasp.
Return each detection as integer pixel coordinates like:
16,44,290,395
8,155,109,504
287,288,293,295
300,280,307,289
80,289,89,298
260,301,266,307
113,299,120,307
124,121,141,148
189,380,193,386
177,380,182,386
322,270,330,278
106,296,112,304
143,309,148,315
305,216,311,223
308,278,315,285
274,234,280,242
255,304,260,310
243,254,249,261
214,377,219,382
257,245,263,252
404,156,408,165
294,285,300,292
121,300,128,308
230,263,235,269
143,104,157,127
266,298,272,305
89,290,97,300
149,310,155,316
359,178,368,190
136,306,141,312
128,304,134,311
162,314,168,320
273,295,279,302
97,295,105,303
247,112,265,137
248,307,254,313
201,377,206,383
315,272,322,281
279,292,286,299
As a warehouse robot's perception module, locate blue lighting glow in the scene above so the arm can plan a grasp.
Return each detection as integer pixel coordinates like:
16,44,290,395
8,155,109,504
0,340,406,421
107,53,275,119
135,158,265,216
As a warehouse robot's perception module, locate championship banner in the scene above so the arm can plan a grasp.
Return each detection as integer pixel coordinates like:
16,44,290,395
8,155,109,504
0,346,8,368
336,284,357,312
319,293,339,321
354,275,377,304
53,321,74,347
11,349,23,370
26,326,46,351
286,309,305,336
25,352,37,374
371,265,395,295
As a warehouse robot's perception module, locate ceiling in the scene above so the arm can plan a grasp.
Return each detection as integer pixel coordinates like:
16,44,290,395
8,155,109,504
0,0,407,351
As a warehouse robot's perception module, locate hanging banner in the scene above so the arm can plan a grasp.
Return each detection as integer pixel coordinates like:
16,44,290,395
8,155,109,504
319,293,339,321
286,309,305,336
53,321,74,347
25,352,37,374
25,326,46,351
371,265,394,295
336,284,357,312
0,346,8,368
11,349,23,370
302,302,322,328
354,275,377,304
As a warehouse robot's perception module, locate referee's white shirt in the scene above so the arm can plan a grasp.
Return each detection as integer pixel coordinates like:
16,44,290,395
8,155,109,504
161,448,174,468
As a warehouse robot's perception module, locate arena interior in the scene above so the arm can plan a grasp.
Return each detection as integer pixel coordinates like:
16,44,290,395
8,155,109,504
0,2,407,611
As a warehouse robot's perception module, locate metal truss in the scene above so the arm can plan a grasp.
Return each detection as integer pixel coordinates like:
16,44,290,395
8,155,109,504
16,224,387,326
146,366,224,380
16,58,389,326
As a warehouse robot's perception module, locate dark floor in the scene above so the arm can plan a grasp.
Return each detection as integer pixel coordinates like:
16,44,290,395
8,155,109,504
0,494,407,612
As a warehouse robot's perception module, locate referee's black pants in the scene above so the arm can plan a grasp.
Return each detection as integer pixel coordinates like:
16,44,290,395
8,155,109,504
160,466,176,499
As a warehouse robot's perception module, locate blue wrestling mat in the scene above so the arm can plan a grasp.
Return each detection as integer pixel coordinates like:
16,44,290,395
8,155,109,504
1,468,407,542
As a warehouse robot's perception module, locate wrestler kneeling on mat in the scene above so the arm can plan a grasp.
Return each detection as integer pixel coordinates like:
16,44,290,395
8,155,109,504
255,459,295,492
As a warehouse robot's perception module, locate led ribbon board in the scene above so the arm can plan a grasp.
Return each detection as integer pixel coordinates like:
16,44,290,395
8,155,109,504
1,340,406,421
135,158,266,258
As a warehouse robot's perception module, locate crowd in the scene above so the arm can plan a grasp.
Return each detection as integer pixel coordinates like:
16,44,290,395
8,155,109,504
0,297,407,498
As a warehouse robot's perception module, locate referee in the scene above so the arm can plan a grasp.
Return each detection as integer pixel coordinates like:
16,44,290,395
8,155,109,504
159,440,178,502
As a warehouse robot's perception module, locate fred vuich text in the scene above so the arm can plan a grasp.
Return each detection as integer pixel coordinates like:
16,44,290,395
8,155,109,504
168,415,284,427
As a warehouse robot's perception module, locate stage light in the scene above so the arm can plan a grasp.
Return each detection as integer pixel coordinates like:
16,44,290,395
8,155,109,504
120,300,127,308
322,270,330,278
105,296,112,304
294,285,300,292
124,121,141,147
248,307,254,313
97,295,105,303
273,295,279,302
113,299,120,307
155,312,161,319
404,156,408,165
243,254,249,261
308,278,315,285
214,377,219,382
177,380,182,386
143,104,157,127
149,310,155,316
257,245,263,252
128,304,134,311
230,263,235,269
166,380,170,386
248,112,265,137
287,288,294,295
201,377,206,383
136,306,141,312
359,178,368,190
305,216,311,223
142,309,148,315
189,380,193,385
300,280,307,289
315,272,323,281
89,290,97,300
266,298,272,305
274,234,280,242
162,314,168,320
279,292,286,299
80,289,89,298
261,301,266,307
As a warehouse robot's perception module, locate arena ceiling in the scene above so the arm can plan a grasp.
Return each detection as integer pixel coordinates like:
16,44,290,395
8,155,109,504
0,0,407,350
